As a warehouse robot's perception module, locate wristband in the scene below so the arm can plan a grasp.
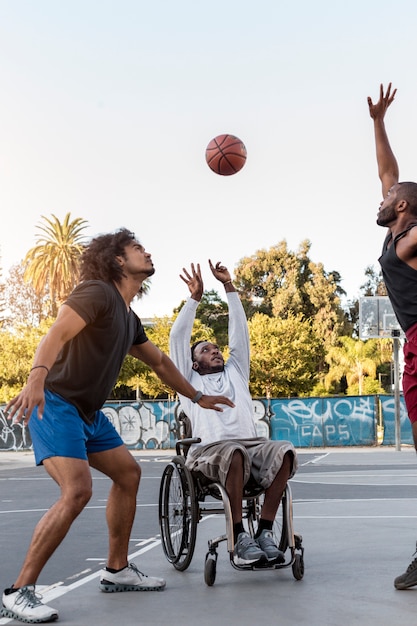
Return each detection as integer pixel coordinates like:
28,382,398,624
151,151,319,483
30,365,50,375
191,390,203,403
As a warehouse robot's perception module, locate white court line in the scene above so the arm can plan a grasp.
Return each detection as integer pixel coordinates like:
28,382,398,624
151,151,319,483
301,453,330,465
291,470,417,486
292,480,417,486
0,515,217,624
0,475,163,481
0,503,158,514
295,497,417,503
0,539,163,625
295,515,417,519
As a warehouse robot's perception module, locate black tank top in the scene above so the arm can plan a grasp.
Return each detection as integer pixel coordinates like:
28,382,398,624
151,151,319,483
379,225,417,332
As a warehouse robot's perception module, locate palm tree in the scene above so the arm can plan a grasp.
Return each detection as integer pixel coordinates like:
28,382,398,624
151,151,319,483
24,213,88,317
324,336,382,395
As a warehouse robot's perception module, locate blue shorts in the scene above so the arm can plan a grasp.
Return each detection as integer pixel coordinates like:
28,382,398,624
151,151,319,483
28,390,124,465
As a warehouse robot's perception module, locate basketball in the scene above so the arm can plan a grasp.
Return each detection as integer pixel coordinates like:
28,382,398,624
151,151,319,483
205,134,247,176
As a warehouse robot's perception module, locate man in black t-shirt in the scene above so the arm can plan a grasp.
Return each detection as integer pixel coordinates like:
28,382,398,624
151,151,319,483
2,228,234,624
369,84,417,590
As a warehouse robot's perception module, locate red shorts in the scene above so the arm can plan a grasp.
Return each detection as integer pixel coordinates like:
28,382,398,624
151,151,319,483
403,322,417,423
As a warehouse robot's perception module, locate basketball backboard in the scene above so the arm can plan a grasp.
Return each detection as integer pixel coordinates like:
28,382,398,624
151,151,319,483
359,296,403,339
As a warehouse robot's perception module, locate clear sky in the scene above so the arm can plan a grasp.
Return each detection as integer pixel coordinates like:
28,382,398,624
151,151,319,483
1,0,417,318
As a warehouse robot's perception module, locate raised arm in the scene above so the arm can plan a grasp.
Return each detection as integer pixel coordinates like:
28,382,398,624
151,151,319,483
367,83,399,198
169,263,203,380
208,259,236,294
209,260,250,379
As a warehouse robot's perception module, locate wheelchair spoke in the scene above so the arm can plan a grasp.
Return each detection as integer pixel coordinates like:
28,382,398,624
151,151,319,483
159,457,198,571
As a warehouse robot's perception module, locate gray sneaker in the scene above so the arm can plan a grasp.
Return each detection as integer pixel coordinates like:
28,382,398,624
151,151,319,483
256,529,285,563
1,585,58,623
394,554,417,590
99,562,166,592
234,531,267,565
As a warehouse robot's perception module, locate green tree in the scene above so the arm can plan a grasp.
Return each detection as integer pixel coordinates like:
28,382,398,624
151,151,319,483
24,213,88,317
324,336,387,395
248,312,322,397
117,315,216,399
360,265,387,296
234,239,349,346
0,248,6,326
0,262,6,329
0,320,52,401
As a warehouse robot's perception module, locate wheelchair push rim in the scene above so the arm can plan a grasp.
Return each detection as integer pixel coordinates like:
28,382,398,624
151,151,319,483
158,456,198,571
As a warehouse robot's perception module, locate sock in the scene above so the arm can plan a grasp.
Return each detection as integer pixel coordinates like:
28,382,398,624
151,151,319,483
4,587,18,595
233,522,245,538
255,518,273,538
105,565,128,574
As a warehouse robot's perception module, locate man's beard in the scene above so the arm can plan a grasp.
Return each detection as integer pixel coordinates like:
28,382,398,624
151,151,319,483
377,205,396,227
207,363,224,373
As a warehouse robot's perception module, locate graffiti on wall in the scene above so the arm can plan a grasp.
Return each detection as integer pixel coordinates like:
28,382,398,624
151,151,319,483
380,396,412,445
0,395,412,451
0,409,32,451
102,401,172,449
268,396,377,447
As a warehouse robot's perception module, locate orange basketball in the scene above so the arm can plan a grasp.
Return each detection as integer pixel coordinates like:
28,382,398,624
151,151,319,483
205,134,247,176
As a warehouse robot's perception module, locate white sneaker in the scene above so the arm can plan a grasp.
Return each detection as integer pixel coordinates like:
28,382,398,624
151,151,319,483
1,585,58,623
99,562,166,592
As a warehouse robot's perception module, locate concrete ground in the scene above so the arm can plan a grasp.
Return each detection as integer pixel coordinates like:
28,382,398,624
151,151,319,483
1,446,417,625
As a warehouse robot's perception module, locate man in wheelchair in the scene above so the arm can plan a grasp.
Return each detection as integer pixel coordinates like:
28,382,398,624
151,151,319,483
169,260,298,566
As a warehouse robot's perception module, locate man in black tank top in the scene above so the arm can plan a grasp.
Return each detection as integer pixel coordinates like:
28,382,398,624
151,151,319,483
369,84,417,590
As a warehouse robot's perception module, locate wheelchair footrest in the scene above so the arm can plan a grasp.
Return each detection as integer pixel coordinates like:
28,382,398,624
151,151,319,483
229,553,292,572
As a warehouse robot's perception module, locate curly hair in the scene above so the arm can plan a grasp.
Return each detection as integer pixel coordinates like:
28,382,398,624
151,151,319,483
80,228,138,284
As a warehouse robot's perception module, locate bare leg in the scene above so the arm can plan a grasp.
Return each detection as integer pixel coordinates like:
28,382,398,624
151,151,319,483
260,452,292,521
88,445,141,570
14,457,93,587
225,450,245,524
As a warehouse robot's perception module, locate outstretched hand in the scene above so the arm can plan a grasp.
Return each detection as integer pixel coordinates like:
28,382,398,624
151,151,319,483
198,394,235,411
179,263,203,301
209,260,231,284
368,83,397,120
5,375,46,425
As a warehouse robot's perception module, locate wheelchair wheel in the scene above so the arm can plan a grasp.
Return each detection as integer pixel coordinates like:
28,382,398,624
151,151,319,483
204,553,217,586
159,456,198,571
292,553,304,580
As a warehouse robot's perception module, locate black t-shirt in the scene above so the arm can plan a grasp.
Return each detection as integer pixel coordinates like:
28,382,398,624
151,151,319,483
45,280,148,424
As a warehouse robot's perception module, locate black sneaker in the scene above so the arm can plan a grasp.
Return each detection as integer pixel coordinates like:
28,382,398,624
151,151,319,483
394,552,417,590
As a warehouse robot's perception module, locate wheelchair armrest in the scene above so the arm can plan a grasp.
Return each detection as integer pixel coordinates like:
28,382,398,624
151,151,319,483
175,437,201,456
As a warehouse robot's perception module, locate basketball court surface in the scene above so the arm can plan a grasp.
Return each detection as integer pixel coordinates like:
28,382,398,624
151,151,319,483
1,446,417,626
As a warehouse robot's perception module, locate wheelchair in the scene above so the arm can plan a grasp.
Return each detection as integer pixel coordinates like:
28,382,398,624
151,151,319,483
158,415,304,586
